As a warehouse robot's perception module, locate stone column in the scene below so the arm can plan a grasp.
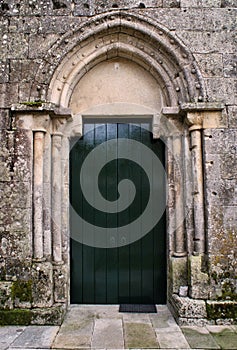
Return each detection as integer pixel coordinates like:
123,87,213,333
186,112,205,254
173,135,186,257
161,108,187,257
33,129,46,260
51,132,63,263
167,135,176,255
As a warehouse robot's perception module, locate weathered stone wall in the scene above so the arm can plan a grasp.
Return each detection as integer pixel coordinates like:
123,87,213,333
0,0,236,324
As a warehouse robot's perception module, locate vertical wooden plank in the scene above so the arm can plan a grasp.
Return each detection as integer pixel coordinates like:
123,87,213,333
82,122,95,303
94,123,107,303
140,123,154,303
106,123,119,303
129,123,142,303
118,123,130,303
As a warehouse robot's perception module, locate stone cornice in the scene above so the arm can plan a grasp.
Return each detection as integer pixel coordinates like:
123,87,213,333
11,103,72,119
180,102,225,112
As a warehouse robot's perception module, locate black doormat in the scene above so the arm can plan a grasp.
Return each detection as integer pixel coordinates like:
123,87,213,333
119,304,157,313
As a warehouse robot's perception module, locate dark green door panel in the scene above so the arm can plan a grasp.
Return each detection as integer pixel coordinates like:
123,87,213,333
70,120,166,304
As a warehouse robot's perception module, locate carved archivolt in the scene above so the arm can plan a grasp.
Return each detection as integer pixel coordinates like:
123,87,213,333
31,11,206,108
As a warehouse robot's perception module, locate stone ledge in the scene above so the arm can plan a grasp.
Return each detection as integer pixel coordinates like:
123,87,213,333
206,300,237,321
181,102,225,112
11,103,72,118
169,294,207,321
0,304,66,326
169,294,237,325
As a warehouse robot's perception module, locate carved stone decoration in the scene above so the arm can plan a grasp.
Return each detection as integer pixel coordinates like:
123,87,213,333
32,12,205,108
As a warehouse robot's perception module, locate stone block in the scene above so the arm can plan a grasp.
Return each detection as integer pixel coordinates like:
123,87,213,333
220,153,237,180
0,259,6,279
0,309,32,325
223,54,237,78
0,60,9,83
206,301,237,320
228,106,237,129
205,179,237,207
202,0,221,6
53,264,68,303
9,16,40,34
0,281,13,309
0,83,19,107
22,0,71,16
40,16,84,34
5,258,32,281
205,78,236,105
0,18,8,34
28,34,59,59
10,59,40,83
177,30,235,54
0,208,32,234
32,262,53,308
203,128,236,155
11,280,32,308
169,257,188,294
51,0,72,13
8,34,28,59
0,182,32,209
0,109,10,130
170,294,208,319
209,254,236,301
221,0,237,6
194,53,223,78
73,0,95,16
0,33,8,60
163,0,180,7
188,255,210,299
93,0,163,15
31,304,66,325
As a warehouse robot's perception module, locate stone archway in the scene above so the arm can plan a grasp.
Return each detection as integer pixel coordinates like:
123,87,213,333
11,12,225,324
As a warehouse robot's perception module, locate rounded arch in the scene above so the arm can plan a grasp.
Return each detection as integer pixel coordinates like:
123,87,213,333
32,11,206,108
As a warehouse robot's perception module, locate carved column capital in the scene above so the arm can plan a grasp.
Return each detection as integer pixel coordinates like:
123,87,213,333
185,112,204,131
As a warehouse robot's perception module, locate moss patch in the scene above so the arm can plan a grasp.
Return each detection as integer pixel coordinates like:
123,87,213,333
11,281,32,303
206,301,237,319
0,309,32,325
20,101,44,107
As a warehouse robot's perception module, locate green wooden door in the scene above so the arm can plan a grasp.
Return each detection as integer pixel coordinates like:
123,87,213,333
70,121,166,304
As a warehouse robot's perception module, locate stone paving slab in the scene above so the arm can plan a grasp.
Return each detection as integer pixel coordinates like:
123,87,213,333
231,325,237,333
52,310,94,349
122,313,151,324
155,330,190,349
91,318,124,349
211,331,237,349
124,322,159,348
181,326,221,349
0,327,25,350
10,326,59,349
149,312,180,332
